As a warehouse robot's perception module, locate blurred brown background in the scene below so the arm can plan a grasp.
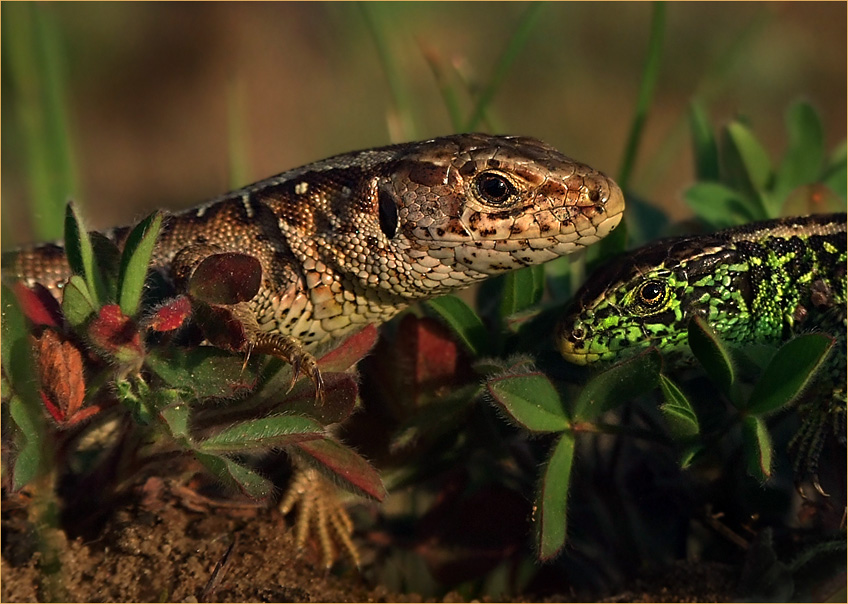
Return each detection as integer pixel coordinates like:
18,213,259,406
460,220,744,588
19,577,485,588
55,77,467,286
2,2,846,245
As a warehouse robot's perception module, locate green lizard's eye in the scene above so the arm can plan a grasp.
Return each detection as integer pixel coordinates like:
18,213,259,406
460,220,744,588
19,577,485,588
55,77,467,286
475,172,516,205
636,280,667,308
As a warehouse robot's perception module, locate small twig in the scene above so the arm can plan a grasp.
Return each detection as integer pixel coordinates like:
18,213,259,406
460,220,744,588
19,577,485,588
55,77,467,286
200,535,238,602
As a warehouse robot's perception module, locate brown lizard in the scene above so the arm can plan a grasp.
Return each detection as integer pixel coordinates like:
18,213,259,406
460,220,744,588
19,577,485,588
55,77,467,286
4,132,625,566
7,133,624,391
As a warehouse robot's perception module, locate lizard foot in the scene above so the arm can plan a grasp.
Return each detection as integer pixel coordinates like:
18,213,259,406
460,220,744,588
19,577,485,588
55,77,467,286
279,465,359,569
790,398,846,498
251,332,325,404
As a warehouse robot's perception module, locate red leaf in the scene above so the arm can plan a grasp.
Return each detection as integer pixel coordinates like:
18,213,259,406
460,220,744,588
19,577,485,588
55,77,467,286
317,324,378,373
88,304,143,361
189,253,262,305
34,329,86,425
193,304,248,352
40,391,66,423
149,295,192,331
293,437,386,502
13,282,63,327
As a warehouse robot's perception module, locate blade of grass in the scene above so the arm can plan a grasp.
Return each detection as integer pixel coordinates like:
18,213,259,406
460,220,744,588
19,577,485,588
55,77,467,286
633,11,769,193
465,1,546,132
227,75,251,189
3,3,78,241
616,1,666,192
420,42,465,133
359,2,416,141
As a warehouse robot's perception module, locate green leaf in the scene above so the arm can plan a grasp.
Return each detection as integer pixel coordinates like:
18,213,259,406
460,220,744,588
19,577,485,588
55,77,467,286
659,375,700,440
90,232,122,297
688,100,719,181
158,398,190,445
535,433,575,561
487,372,568,432
721,122,773,213
684,182,760,228
279,373,358,425
199,415,324,454
146,347,259,400
9,395,47,489
774,101,824,200
741,415,773,481
117,211,163,317
64,202,107,306
679,444,703,469
60,275,96,327
293,436,387,501
688,316,735,397
194,452,273,500
2,283,29,377
544,256,572,302
745,333,834,415
821,140,847,200
500,265,544,319
425,295,488,356
571,349,662,422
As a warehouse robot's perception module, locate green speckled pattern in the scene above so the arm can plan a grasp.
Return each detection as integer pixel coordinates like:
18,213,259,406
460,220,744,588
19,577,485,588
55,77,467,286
558,213,846,365
557,213,847,476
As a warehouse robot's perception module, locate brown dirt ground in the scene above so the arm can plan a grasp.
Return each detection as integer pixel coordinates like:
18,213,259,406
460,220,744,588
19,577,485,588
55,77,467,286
2,478,738,603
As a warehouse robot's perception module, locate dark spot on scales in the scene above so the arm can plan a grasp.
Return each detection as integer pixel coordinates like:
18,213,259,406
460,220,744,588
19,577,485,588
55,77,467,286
406,162,446,187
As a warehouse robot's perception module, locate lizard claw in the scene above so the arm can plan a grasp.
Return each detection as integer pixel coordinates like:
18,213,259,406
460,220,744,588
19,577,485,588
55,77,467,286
279,465,360,569
287,355,303,393
251,331,324,403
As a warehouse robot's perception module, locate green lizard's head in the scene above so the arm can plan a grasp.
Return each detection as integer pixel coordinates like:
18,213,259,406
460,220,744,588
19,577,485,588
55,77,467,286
557,234,748,365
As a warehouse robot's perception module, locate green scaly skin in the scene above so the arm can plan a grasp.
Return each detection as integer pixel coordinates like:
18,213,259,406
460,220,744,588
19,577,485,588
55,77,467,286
557,213,847,479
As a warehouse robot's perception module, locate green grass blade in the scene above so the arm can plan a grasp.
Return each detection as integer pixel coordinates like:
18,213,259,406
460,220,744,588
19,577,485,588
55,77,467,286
227,75,250,189
359,2,416,141
420,44,465,132
632,11,768,194
3,3,78,241
617,1,666,191
465,1,546,132
688,100,719,181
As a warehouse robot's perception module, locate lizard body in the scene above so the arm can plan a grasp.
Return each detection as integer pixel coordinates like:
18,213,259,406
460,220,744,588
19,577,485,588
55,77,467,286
7,133,624,386
5,134,624,568
557,213,847,477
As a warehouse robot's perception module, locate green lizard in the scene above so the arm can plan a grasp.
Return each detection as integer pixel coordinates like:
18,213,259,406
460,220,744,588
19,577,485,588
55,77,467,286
557,213,847,481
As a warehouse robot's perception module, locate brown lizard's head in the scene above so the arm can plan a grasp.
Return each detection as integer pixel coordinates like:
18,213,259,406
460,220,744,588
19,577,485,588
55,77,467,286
274,133,624,300
379,133,625,292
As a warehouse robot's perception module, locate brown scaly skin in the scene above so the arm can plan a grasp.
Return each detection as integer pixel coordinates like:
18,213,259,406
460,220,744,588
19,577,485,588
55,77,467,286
4,133,625,567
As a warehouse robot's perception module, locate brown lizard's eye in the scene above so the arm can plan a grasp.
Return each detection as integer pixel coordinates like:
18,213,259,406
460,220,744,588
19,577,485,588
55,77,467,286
475,172,515,205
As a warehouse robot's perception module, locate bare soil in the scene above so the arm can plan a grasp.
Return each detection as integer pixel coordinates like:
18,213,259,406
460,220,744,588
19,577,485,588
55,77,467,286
2,477,739,603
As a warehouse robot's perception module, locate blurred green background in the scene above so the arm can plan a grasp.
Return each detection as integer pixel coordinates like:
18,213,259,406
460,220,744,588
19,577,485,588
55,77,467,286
2,2,845,245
